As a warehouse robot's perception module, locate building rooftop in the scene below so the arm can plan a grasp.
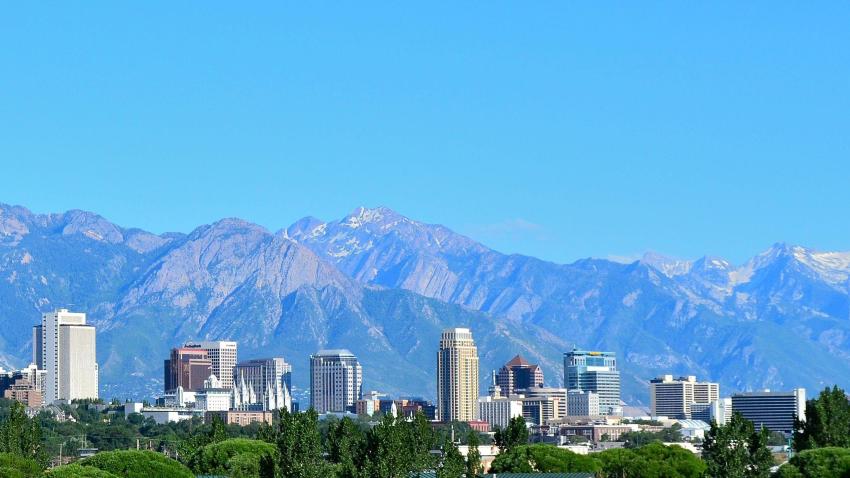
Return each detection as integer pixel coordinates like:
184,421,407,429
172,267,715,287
314,349,356,357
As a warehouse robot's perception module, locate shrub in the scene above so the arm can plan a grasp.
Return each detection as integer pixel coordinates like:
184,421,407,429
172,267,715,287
79,450,193,478
0,452,41,478
189,438,278,476
775,447,850,478
45,463,121,478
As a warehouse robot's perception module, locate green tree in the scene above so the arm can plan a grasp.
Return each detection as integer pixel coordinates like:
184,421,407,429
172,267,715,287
188,438,277,476
265,408,330,478
363,413,412,478
795,386,850,451
44,463,121,478
775,447,850,478
409,411,438,472
702,412,774,478
327,417,365,478
0,452,42,478
0,401,46,467
465,430,481,477
437,438,466,478
494,416,528,453
489,444,601,474
79,449,194,478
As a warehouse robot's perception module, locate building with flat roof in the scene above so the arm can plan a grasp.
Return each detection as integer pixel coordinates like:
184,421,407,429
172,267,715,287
564,348,620,415
437,328,480,422
164,347,212,393
37,309,98,403
310,349,362,413
184,341,238,389
567,390,600,417
732,389,806,435
650,375,719,419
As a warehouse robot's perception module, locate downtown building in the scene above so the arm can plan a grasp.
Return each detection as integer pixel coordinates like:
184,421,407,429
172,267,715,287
650,375,720,419
567,389,600,417
184,341,238,389
33,309,99,403
437,328,480,422
232,357,293,412
496,355,544,396
477,372,523,430
310,350,362,413
564,348,621,415
732,389,806,435
164,347,212,393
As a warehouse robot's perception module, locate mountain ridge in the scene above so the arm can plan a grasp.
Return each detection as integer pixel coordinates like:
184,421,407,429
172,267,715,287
2,202,849,404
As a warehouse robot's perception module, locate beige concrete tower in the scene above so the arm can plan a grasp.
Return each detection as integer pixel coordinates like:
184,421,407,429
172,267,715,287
437,327,479,422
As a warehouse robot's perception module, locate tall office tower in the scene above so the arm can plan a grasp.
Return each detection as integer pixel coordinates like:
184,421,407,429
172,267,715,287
567,390,601,417
496,355,544,396
32,326,43,369
164,347,212,393
185,341,238,389
650,375,720,419
310,350,363,413
437,328,480,422
40,309,99,404
564,348,621,415
732,389,806,435
232,357,293,411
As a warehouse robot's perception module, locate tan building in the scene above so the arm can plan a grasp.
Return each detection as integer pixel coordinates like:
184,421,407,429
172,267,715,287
650,375,720,419
205,410,273,426
185,341,238,389
3,378,43,408
437,328,479,422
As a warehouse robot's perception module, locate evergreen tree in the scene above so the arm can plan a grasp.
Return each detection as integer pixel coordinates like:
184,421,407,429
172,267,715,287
437,438,466,478
363,414,411,478
494,416,529,453
794,386,850,451
465,430,481,477
327,417,364,478
0,401,47,467
703,412,774,478
266,409,329,478
409,411,437,472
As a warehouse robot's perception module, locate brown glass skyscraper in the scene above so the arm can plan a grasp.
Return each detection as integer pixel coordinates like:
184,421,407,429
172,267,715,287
164,347,212,393
496,355,544,396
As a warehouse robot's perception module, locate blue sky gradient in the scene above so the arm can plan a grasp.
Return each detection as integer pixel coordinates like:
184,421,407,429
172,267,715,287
2,3,848,264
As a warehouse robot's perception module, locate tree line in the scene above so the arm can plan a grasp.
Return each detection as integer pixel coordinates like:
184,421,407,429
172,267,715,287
1,385,850,477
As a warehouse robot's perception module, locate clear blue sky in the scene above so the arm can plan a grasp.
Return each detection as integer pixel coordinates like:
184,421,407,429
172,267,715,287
2,3,848,264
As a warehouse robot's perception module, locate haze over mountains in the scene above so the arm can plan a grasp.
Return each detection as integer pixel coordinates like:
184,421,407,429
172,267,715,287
1,202,849,404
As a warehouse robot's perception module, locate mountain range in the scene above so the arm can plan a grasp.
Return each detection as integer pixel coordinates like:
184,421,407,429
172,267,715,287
1,202,848,405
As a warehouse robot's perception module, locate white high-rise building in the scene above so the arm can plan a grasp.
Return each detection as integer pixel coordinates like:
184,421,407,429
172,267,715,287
650,375,720,419
37,309,98,404
185,341,238,389
567,390,601,417
310,350,362,413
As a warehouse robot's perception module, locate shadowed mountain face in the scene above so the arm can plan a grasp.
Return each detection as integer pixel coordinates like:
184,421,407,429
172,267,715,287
2,203,849,403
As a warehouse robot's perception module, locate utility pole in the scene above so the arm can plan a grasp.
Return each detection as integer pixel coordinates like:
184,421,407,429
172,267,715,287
58,443,63,465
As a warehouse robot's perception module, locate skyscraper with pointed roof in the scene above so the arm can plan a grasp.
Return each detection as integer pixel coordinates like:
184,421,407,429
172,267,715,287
496,354,544,396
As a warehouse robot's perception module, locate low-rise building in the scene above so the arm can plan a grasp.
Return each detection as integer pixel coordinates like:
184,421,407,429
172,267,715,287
477,395,523,430
206,410,274,426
